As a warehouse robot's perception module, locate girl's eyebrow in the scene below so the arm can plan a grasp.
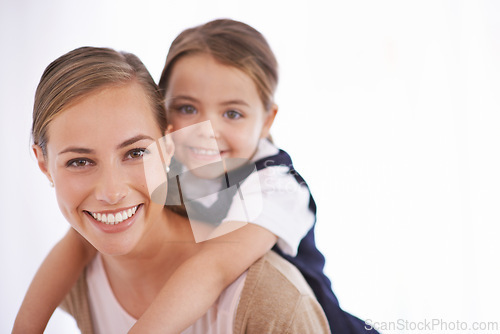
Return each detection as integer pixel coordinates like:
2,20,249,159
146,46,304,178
169,95,198,103
58,135,154,155
220,99,249,107
168,96,249,107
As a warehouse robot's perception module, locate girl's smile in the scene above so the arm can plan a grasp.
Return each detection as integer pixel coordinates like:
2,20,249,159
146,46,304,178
165,53,277,172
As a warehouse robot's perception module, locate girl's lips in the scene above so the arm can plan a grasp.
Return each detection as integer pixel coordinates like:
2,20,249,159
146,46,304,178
189,146,219,156
186,146,224,162
85,204,142,234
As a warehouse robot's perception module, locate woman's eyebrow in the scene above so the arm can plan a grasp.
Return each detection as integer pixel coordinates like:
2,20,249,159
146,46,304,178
118,135,155,149
57,135,154,155
58,147,94,155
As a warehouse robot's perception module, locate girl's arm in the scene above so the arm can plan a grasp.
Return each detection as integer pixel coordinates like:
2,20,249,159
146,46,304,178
13,228,96,333
128,223,277,334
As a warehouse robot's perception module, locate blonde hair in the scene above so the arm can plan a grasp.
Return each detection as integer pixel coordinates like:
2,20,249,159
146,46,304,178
158,19,278,111
32,46,167,155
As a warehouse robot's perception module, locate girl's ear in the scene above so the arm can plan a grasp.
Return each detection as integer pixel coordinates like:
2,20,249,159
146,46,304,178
162,125,175,164
32,144,53,184
260,104,278,139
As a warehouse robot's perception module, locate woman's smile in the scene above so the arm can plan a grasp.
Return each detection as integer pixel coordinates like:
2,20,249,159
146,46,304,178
38,81,170,256
85,204,143,233
84,204,143,234
87,204,140,225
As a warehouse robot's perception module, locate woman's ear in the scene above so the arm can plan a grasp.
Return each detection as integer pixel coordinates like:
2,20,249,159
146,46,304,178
260,104,278,139
32,144,53,184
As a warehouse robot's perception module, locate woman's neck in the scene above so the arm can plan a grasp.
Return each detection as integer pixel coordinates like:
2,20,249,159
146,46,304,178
100,208,198,317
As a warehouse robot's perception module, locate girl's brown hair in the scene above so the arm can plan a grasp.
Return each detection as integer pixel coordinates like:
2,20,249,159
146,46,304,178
158,19,278,111
32,46,167,155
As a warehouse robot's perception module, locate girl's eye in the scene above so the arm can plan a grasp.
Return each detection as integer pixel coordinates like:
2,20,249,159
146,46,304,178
224,110,243,120
177,105,197,115
126,148,149,160
67,158,93,168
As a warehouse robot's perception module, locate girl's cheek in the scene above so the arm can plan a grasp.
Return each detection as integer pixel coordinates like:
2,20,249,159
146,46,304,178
169,117,186,130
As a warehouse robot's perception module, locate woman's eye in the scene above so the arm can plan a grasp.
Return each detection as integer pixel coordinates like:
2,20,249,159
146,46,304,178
224,110,243,120
178,105,197,115
67,159,93,168
126,148,149,160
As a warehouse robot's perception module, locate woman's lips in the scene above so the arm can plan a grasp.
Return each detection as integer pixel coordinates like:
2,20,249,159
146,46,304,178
86,205,139,225
85,204,142,233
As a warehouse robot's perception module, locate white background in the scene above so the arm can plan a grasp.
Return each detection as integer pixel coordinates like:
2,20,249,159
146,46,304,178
1,0,499,333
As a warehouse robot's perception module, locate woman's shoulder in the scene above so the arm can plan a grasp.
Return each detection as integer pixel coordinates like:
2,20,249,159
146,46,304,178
59,268,94,334
234,251,330,333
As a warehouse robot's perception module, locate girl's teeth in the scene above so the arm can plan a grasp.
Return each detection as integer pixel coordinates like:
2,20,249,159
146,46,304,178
90,206,139,225
192,147,218,155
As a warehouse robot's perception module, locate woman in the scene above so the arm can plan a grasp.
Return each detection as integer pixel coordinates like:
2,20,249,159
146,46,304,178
28,46,330,333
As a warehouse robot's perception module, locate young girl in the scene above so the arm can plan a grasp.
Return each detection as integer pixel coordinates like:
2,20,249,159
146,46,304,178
15,19,372,334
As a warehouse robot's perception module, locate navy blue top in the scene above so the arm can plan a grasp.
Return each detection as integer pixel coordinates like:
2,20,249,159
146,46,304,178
254,149,378,333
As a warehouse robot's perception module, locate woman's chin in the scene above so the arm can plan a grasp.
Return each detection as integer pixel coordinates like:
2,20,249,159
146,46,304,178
78,205,147,257
90,232,141,257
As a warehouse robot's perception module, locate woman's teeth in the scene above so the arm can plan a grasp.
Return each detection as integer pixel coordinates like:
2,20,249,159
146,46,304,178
89,205,138,225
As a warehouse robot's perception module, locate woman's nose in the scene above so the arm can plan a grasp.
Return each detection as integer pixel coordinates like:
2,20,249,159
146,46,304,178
94,165,129,205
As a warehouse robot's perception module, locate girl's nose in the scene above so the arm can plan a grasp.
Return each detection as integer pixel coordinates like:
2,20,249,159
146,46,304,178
94,165,129,205
196,119,221,139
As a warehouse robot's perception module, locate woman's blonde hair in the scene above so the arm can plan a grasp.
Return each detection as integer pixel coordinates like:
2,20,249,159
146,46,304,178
158,19,278,111
32,46,167,155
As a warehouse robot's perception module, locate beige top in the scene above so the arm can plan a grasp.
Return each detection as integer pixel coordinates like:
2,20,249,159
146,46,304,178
60,251,331,334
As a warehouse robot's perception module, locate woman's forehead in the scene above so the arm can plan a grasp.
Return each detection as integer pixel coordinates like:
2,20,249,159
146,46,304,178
46,82,161,152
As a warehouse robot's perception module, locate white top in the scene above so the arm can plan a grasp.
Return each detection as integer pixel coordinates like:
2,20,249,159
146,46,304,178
87,254,247,334
180,139,314,256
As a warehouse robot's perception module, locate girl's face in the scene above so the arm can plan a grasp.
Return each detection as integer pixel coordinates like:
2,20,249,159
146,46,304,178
165,53,277,171
33,82,171,256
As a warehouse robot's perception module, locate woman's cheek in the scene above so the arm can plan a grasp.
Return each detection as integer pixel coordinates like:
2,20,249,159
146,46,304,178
142,143,167,196
54,173,91,220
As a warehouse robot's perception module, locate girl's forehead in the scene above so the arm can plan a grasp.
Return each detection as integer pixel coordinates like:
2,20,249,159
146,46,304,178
168,54,260,100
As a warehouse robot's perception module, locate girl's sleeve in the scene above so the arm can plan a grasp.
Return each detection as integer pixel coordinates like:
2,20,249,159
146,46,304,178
223,165,315,256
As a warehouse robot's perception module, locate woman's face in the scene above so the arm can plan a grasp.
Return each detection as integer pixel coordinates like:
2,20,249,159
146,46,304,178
34,82,170,256
165,53,277,172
